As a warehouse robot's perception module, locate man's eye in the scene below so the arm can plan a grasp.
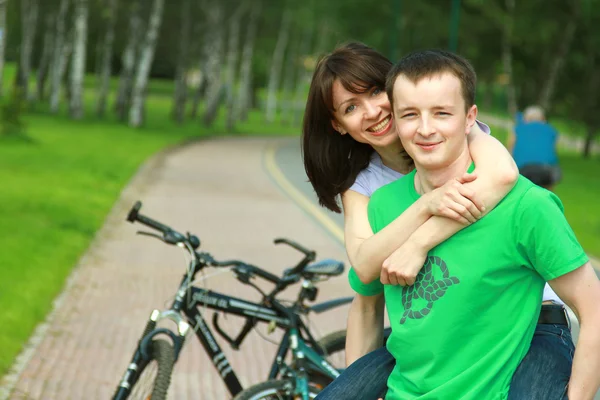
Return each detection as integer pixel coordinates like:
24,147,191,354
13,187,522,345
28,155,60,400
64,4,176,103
402,113,416,118
437,112,451,116
345,105,356,113
372,88,383,96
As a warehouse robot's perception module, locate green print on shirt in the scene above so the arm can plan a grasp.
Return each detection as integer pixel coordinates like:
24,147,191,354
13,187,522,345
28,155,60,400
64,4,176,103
400,255,460,324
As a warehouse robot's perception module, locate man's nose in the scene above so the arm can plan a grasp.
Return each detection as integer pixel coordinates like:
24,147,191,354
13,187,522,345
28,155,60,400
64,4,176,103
416,117,435,136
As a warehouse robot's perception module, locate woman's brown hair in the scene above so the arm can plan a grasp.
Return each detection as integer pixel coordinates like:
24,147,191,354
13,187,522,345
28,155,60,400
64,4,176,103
302,42,393,213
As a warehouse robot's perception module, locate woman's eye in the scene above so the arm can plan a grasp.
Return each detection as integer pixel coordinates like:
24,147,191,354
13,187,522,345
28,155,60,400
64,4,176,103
345,104,356,114
402,113,416,118
372,88,383,96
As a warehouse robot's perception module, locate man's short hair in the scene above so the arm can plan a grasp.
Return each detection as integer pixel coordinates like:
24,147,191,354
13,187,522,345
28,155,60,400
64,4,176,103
385,49,477,112
523,105,546,122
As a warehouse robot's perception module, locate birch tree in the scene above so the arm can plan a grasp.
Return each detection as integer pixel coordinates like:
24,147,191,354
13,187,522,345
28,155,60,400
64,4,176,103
224,2,247,131
49,0,70,113
188,18,206,120
234,0,261,122
265,7,292,123
115,0,143,121
171,0,191,124
19,0,40,101
69,0,89,119
0,0,7,97
538,0,581,110
280,30,299,125
96,0,118,117
128,0,165,127
502,0,517,118
36,14,56,101
201,1,225,127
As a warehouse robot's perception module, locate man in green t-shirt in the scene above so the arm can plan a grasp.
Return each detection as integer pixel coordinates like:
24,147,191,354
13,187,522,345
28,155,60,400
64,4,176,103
348,50,600,399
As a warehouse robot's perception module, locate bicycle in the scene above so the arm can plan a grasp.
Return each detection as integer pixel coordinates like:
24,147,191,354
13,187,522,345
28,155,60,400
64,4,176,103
112,201,356,400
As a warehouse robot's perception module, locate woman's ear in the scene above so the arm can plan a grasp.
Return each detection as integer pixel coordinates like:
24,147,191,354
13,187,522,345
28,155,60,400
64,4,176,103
331,120,347,135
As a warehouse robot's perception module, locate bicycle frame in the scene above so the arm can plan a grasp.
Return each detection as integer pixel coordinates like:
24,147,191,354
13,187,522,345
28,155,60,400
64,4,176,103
130,277,337,397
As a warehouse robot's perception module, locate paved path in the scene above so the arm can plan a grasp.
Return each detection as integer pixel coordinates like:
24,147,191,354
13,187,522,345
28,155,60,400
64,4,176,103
0,137,352,400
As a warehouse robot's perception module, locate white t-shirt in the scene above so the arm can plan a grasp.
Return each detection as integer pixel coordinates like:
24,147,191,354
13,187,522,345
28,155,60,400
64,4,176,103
348,121,564,305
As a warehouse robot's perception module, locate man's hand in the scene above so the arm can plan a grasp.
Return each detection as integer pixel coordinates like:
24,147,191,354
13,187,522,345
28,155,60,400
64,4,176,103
380,239,428,286
424,173,485,225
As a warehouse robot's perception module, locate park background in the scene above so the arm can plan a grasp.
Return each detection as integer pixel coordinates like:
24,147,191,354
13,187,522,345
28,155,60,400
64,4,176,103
1,0,599,389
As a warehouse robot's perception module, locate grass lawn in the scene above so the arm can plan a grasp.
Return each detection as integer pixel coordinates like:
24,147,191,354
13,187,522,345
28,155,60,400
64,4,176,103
0,70,299,374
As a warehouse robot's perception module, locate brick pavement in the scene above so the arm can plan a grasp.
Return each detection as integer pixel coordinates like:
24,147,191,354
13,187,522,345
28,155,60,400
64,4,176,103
1,137,352,400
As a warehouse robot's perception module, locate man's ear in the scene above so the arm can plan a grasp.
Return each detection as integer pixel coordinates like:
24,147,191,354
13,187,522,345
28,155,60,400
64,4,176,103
465,105,478,135
331,120,346,135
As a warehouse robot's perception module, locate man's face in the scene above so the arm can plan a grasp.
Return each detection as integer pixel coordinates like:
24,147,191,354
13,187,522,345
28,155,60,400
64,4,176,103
392,72,477,171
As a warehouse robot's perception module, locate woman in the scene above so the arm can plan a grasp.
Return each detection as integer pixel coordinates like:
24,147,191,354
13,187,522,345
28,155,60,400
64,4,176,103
303,42,574,400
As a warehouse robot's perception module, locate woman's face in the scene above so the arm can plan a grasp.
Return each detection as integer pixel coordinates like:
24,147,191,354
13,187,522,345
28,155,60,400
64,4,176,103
330,79,399,148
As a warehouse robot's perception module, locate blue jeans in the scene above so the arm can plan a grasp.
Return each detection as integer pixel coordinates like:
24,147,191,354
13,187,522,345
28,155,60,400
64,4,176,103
315,324,574,400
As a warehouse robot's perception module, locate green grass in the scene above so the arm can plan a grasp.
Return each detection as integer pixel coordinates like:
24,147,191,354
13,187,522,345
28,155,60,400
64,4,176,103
0,69,300,374
490,125,600,258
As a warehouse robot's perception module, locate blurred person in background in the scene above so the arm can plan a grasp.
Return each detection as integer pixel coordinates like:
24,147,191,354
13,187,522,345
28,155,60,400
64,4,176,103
507,105,561,191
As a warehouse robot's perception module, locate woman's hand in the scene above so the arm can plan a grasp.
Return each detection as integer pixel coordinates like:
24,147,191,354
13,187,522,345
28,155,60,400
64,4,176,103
380,239,428,286
424,172,485,225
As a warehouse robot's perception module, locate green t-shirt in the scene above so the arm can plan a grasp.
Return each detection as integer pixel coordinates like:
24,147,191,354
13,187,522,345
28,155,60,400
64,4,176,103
349,171,588,400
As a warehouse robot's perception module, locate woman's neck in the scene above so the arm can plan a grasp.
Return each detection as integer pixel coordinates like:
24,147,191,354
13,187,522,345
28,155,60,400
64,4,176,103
373,141,413,175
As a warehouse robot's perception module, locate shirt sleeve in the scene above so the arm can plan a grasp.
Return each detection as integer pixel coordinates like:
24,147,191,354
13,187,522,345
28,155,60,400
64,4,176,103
476,120,491,135
348,170,372,197
348,267,384,296
514,187,589,281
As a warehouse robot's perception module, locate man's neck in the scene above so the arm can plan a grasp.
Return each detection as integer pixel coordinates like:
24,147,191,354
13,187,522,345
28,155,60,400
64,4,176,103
414,149,472,194
373,141,413,175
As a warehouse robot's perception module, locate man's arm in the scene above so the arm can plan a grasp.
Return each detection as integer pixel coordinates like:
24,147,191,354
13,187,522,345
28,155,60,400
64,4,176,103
345,293,385,366
381,128,519,285
548,262,600,400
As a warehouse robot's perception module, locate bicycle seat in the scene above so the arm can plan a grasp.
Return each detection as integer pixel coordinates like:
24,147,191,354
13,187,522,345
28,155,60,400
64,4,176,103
303,259,344,277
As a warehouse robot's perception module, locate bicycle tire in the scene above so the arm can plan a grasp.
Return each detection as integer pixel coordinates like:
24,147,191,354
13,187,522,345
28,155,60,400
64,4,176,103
125,339,175,400
233,379,321,400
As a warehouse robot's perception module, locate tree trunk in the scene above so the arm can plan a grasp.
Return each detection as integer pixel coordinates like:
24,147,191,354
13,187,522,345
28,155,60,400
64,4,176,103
69,0,89,120
293,20,325,126
234,1,261,122
202,1,225,127
115,0,143,121
0,0,7,97
265,8,292,123
49,0,70,114
187,18,206,120
501,0,517,118
224,2,247,131
36,14,55,101
280,31,299,125
538,0,580,110
583,125,597,158
96,0,118,117
128,0,165,128
171,0,191,124
19,0,40,101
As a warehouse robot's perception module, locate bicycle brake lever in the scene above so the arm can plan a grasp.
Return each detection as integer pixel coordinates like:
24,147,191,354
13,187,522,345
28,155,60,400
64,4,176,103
136,230,165,241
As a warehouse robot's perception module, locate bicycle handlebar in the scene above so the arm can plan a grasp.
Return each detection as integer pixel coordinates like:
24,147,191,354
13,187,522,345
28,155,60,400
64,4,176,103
126,200,325,288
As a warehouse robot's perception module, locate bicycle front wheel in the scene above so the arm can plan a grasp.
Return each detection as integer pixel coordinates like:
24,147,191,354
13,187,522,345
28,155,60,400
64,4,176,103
125,339,175,400
233,379,321,400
